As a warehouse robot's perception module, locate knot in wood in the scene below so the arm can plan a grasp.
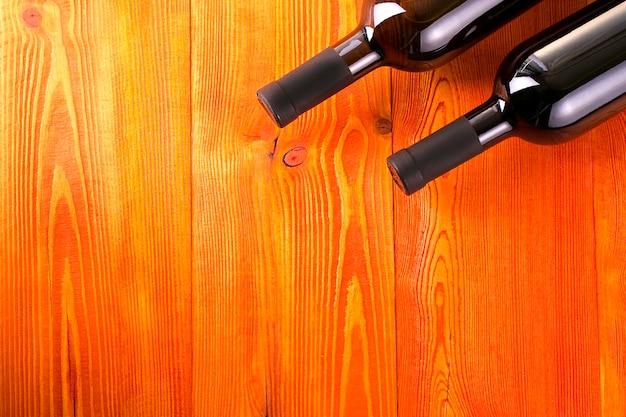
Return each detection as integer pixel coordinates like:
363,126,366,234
22,7,42,28
375,119,392,135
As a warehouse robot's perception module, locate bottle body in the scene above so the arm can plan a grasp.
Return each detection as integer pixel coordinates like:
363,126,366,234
257,0,542,127
388,0,626,195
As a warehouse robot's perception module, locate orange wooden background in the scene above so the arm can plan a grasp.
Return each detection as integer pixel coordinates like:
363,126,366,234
1,0,625,416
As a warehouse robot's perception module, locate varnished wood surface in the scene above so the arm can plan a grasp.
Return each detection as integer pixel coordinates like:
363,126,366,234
0,1,192,416
0,0,624,416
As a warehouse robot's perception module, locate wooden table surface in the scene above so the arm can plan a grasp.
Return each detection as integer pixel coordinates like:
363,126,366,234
1,0,624,416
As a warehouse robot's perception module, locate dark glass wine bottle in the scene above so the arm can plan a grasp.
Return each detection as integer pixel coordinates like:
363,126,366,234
257,0,544,127
387,0,626,195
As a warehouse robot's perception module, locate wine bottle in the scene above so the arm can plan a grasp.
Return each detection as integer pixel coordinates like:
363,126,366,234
387,0,626,195
257,0,544,127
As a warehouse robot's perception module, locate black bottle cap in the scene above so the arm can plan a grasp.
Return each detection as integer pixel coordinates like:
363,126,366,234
387,117,484,195
257,47,354,128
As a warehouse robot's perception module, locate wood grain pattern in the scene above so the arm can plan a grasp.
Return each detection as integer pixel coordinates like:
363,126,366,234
0,1,191,416
192,0,396,415
592,112,626,417
190,0,269,414
0,0,625,416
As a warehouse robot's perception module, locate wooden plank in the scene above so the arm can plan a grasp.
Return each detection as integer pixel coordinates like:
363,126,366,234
392,1,604,416
192,0,396,415
592,112,626,417
190,0,272,415
0,1,192,416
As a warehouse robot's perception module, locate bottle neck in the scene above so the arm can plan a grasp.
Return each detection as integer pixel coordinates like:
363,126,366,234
465,96,516,149
386,97,516,195
334,29,384,80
